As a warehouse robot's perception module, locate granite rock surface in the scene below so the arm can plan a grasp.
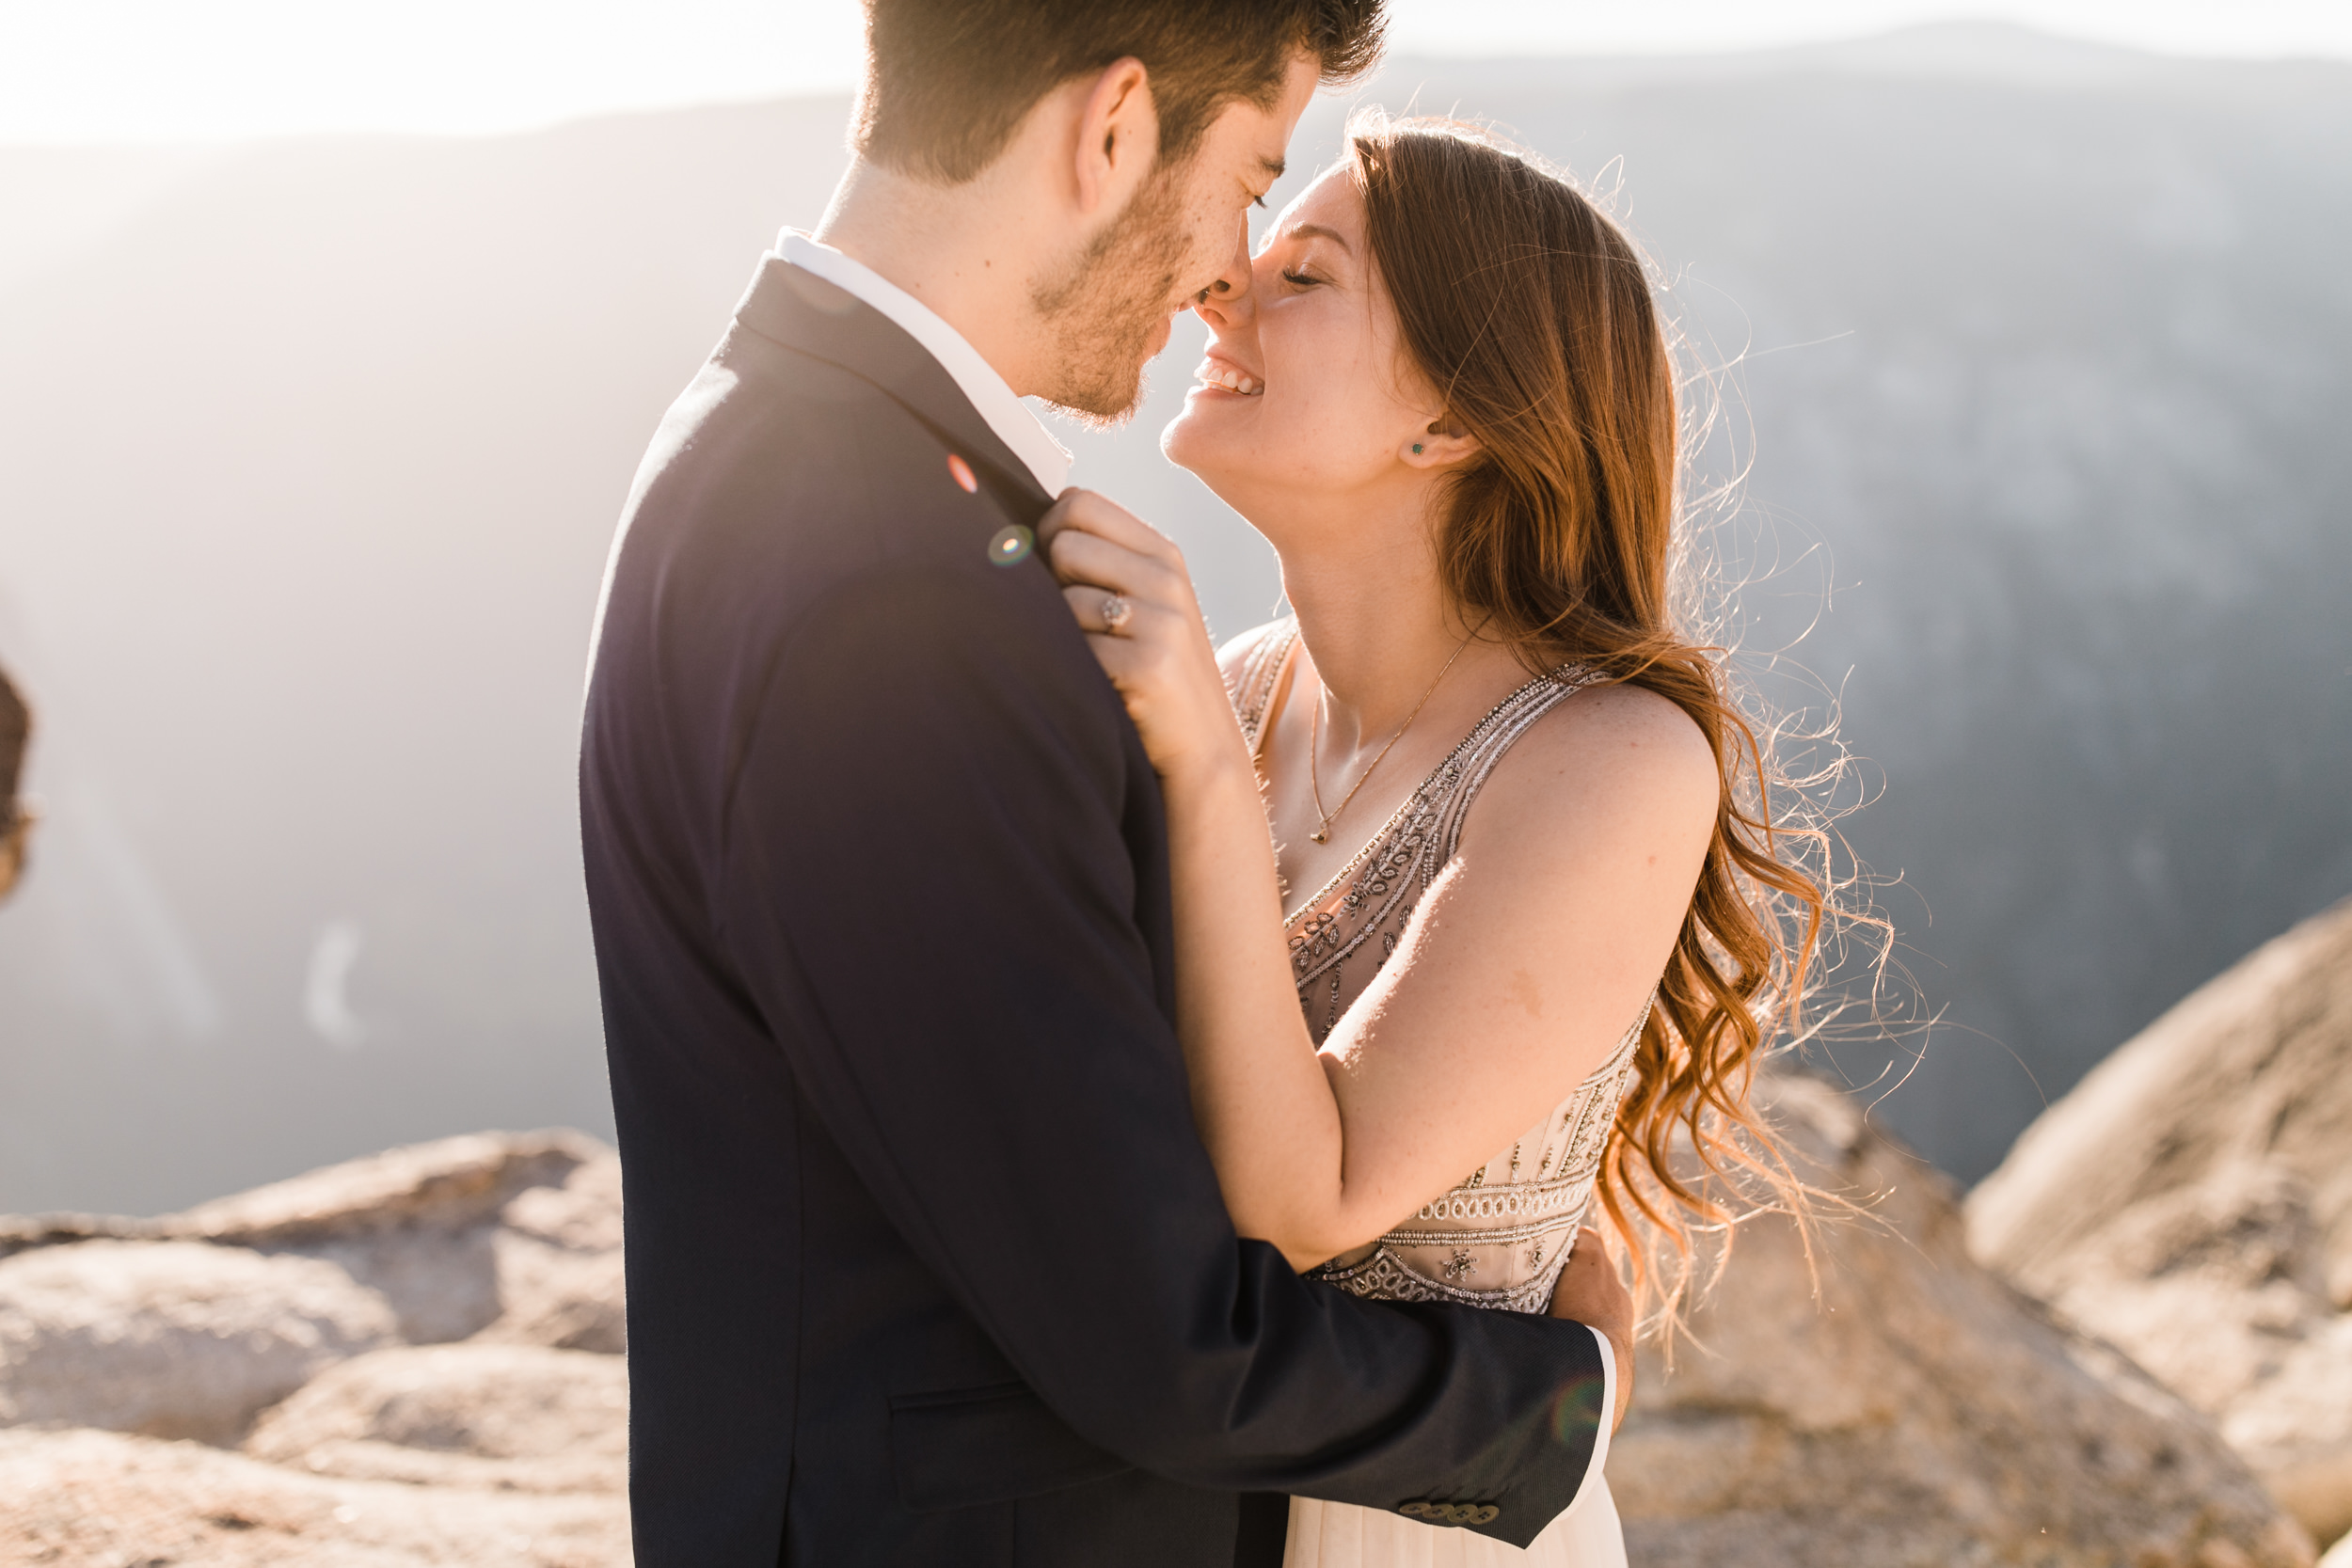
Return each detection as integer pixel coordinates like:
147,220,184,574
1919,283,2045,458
0,1131,631,1566
0,1076,2333,1565
1617,1073,2316,1568
1971,897,2352,1544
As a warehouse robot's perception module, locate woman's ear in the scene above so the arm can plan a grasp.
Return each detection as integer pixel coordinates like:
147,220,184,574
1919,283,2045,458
1403,411,1480,468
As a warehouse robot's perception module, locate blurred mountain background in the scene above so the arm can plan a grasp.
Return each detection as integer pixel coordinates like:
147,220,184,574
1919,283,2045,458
1,24,2345,1213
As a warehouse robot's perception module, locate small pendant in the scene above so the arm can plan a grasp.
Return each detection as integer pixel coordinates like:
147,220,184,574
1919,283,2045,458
1311,827,1330,844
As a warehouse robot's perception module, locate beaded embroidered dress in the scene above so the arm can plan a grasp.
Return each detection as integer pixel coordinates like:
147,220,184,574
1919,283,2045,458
1228,620,1642,1568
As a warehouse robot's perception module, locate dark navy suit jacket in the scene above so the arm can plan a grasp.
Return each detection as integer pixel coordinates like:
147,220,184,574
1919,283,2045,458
579,255,1610,1566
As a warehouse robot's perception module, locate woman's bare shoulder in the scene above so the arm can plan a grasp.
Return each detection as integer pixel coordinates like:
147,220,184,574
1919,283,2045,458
1467,676,1719,858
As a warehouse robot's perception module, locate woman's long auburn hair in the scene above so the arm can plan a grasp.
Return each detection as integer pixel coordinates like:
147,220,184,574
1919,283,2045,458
1350,115,1833,1326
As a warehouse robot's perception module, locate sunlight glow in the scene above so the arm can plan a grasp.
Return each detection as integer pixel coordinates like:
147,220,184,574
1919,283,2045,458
3,0,2349,146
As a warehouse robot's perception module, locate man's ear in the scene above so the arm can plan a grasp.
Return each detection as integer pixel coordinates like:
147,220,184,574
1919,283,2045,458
1073,57,1156,216
1403,410,1480,468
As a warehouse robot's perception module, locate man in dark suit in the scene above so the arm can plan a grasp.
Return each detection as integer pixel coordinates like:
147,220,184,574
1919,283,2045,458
580,4,1630,1563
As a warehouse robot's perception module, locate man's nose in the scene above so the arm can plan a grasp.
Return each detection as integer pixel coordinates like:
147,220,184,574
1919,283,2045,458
1192,212,1256,330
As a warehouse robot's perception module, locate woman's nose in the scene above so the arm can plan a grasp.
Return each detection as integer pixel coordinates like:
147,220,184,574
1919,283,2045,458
1192,213,1256,330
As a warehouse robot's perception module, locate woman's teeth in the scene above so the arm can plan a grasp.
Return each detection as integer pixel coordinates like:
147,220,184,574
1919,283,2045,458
1198,362,1263,396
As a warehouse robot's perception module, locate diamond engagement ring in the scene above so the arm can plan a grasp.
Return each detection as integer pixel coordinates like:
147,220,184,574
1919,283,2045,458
1099,594,1133,634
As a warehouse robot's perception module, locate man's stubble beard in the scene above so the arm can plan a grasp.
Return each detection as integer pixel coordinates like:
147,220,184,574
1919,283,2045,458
1029,164,1194,426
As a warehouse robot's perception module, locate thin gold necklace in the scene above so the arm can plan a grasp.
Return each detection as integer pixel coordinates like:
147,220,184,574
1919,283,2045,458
1307,629,1478,845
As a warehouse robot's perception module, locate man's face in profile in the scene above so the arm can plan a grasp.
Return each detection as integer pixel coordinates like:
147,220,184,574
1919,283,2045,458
1033,54,1320,423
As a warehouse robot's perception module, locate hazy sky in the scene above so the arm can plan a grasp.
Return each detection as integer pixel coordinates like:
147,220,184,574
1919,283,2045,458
6,0,2352,145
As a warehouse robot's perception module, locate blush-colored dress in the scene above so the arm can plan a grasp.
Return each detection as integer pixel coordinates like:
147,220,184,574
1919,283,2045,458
1228,621,1643,1568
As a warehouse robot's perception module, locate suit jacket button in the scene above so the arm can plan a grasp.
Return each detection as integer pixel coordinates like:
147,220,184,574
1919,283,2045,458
1473,1504,1500,1524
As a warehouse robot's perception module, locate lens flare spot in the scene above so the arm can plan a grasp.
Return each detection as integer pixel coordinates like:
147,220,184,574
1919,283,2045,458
989,525,1034,567
946,453,978,493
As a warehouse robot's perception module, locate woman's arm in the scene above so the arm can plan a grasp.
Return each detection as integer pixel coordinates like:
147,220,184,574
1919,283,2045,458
1042,495,1348,1259
1042,492,1716,1275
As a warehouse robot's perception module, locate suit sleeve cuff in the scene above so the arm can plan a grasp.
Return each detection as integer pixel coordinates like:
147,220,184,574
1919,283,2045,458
1564,1325,1615,1520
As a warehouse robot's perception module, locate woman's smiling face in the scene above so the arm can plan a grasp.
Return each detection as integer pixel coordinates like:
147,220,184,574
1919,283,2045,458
1161,165,1446,524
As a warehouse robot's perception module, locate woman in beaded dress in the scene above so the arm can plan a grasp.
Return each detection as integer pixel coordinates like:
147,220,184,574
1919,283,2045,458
1042,118,1825,1566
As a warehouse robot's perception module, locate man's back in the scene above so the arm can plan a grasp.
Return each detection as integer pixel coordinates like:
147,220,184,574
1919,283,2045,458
580,261,1609,1567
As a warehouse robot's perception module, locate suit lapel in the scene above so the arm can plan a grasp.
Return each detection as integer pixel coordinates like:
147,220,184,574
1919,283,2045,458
731,257,1057,530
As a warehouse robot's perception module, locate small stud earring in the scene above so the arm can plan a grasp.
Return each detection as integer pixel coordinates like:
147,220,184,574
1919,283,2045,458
1412,442,1424,454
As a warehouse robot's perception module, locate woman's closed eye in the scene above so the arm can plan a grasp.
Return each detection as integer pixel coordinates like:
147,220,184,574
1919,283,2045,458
1280,268,1323,289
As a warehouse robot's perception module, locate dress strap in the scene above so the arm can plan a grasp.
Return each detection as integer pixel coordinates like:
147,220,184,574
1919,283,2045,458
1428,666,1605,864
1225,618,1299,754
1282,662,1605,998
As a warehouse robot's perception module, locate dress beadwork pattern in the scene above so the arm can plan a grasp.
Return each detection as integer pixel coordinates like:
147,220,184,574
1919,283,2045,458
1229,619,1651,1316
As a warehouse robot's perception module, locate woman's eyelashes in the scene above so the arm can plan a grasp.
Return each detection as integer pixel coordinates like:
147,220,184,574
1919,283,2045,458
1280,268,1323,289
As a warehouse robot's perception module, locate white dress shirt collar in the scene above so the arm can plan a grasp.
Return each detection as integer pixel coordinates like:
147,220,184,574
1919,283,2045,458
778,230,1073,497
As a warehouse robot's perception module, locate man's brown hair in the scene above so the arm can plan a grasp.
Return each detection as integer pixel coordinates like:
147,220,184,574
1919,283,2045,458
854,0,1384,184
